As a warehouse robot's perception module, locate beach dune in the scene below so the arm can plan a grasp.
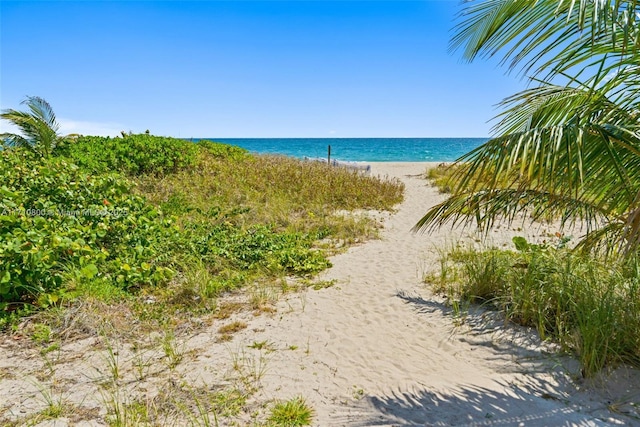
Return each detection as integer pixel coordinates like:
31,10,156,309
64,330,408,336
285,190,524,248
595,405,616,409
1,162,638,426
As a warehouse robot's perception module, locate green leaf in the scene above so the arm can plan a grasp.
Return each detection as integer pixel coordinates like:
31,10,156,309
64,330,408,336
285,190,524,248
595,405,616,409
80,264,98,279
512,236,530,252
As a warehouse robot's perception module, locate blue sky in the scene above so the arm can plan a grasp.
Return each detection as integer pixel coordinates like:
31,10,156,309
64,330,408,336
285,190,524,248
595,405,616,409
1,1,528,138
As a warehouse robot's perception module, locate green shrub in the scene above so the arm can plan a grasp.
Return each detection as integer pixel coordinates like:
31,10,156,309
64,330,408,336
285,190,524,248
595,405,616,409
0,148,341,317
0,149,174,311
57,133,199,175
182,222,331,277
196,139,248,160
0,135,405,329
267,397,314,426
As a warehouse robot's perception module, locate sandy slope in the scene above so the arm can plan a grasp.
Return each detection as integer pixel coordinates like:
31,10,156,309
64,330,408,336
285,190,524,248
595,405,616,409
1,162,639,426
233,162,640,426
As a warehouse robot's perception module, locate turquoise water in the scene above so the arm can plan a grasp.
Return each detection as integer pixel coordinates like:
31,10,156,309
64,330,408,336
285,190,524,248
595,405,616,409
201,138,487,162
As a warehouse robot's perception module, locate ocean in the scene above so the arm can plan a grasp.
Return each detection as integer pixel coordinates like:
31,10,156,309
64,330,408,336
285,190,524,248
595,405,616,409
200,138,487,162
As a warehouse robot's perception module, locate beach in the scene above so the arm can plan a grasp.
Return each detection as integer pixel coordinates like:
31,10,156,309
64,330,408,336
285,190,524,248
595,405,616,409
1,162,639,426
235,162,640,425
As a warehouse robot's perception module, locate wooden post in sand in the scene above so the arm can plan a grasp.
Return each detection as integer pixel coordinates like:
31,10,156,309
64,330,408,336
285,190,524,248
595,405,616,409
328,145,331,165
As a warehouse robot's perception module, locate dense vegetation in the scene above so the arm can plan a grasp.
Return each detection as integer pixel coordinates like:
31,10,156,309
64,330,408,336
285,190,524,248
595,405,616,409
56,133,201,175
0,149,174,308
0,131,403,328
0,97,406,425
431,237,640,377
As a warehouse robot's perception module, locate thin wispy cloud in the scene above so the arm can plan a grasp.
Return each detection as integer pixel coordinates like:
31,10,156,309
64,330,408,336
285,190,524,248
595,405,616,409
0,112,124,137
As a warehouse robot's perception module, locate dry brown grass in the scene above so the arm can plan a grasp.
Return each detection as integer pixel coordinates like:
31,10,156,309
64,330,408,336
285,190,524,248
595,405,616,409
136,152,403,239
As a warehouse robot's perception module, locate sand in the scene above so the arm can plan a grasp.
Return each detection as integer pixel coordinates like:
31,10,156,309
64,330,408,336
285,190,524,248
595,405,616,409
241,162,640,426
1,162,639,426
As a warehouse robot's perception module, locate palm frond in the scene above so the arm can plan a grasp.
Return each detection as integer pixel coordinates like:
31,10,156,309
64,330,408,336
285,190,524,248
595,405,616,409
23,96,59,134
434,1,640,259
575,205,640,256
0,133,32,150
452,0,640,79
422,80,640,254
1,96,63,157
414,187,607,234
458,125,640,211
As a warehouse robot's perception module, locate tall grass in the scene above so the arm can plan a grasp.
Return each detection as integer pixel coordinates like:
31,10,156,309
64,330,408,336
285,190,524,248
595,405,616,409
130,152,404,307
432,239,640,377
426,163,461,194
136,152,403,239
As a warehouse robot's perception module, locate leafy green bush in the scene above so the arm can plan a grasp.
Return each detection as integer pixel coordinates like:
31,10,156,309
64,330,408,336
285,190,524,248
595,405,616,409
185,223,330,276
0,149,174,310
57,133,199,175
196,139,248,160
0,147,336,318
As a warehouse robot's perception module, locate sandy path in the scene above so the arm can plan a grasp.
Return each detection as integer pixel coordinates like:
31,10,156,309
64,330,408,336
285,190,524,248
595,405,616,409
2,162,639,426
237,162,640,426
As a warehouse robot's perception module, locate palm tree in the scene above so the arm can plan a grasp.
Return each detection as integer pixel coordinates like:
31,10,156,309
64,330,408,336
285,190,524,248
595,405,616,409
415,0,640,257
1,96,68,157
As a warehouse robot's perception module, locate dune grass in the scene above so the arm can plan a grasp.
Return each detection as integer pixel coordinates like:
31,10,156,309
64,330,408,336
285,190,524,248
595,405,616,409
426,163,461,194
431,239,640,377
426,165,640,377
136,151,403,239
127,149,403,329
267,396,314,426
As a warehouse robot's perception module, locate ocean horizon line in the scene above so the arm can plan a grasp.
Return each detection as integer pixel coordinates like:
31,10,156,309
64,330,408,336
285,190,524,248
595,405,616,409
196,137,488,162
191,136,489,140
